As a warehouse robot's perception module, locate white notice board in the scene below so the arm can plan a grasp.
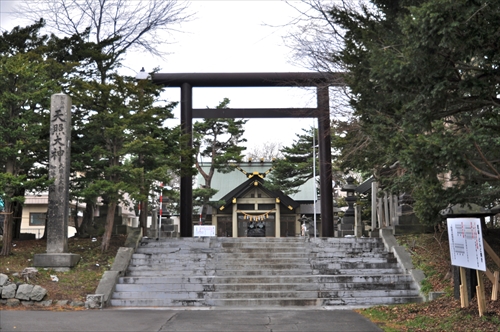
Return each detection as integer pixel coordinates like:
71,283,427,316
447,218,486,271
194,225,216,237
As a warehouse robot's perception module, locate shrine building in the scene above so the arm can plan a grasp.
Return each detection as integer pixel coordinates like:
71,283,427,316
196,161,321,238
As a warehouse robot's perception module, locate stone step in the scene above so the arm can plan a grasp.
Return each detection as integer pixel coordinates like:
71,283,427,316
213,263,312,270
213,282,415,292
136,243,387,250
127,263,313,271
125,270,216,277
313,268,404,275
310,247,386,253
207,296,422,307
129,257,311,265
115,283,214,292
218,238,380,243
217,255,309,260
117,274,416,285
113,290,321,300
112,291,209,300
130,251,392,260
125,269,316,277
134,248,214,254
127,262,401,276
214,252,391,259
311,257,396,263
110,298,321,307
217,248,311,253
220,243,308,248
118,276,217,284
309,238,382,244
139,237,383,245
124,269,405,278
312,252,393,258
134,247,312,254
318,289,420,298
311,262,400,269
132,252,309,259
109,298,207,307
139,240,212,248
310,243,385,248
320,296,423,306
110,295,423,307
114,280,418,294
111,237,422,308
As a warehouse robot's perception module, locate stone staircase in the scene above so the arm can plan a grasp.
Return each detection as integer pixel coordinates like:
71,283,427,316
110,237,422,308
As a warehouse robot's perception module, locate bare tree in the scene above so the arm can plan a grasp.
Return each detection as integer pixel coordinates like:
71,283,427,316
283,0,347,73
13,0,193,79
246,142,284,161
282,0,357,124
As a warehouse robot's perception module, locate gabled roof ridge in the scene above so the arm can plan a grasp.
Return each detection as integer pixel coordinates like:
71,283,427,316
217,176,299,212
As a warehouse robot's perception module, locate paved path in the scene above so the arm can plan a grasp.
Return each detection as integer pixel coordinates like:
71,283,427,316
0,308,382,331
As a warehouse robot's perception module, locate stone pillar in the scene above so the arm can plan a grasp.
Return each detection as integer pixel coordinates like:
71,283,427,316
47,93,71,253
275,201,281,238
354,205,363,237
232,204,238,238
371,181,378,230
34,93,80,269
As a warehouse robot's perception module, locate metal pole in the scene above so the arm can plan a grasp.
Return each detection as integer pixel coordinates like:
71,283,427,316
158,183,163,239
313,120,317,238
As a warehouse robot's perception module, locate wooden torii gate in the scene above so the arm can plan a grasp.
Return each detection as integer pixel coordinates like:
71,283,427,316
152,72,343,237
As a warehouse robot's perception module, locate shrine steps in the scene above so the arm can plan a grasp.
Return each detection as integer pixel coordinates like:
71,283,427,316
110,237,423,308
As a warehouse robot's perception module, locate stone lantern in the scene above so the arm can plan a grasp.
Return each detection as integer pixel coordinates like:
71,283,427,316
336,176,357,237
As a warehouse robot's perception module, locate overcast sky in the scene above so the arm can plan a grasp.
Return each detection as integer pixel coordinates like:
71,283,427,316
0,1,318,152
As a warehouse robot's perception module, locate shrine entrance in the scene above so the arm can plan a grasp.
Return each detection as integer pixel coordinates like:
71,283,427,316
152,72,343,237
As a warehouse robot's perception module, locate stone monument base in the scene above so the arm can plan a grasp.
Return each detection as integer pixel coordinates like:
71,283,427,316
33,253,81,271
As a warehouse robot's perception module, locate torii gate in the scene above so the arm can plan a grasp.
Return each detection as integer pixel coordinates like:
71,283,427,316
152,72,343,237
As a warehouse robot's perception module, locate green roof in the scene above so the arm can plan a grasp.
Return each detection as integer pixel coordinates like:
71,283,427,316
196,162,316,202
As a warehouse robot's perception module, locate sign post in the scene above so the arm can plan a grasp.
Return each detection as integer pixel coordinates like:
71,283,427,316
194,225,216,237
447,217,487,316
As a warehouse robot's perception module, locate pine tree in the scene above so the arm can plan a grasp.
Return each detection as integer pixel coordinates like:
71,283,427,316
0,21,73,256
193,98,247,219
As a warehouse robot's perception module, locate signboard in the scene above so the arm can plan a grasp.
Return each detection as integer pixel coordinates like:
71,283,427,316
447,218,486,271
194,225,216,237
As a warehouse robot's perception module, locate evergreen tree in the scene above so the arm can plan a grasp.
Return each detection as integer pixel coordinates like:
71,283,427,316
193,98,247,218
266,126,347,196
291,0,500,225
71,72,177,251
266,128,318,196
14,0,192,247
0,21,77,255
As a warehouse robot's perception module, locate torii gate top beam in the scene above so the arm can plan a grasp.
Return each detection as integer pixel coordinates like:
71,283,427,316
152,72,343,88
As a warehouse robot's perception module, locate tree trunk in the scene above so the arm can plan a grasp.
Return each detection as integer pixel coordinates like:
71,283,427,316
41,212,47,240
140,200,148,237
77,199,95,237
0,202,13,256
100,200,117,252
12,199,22,239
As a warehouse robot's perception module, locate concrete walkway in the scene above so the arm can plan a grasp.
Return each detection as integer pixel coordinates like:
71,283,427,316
0,308,382,331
